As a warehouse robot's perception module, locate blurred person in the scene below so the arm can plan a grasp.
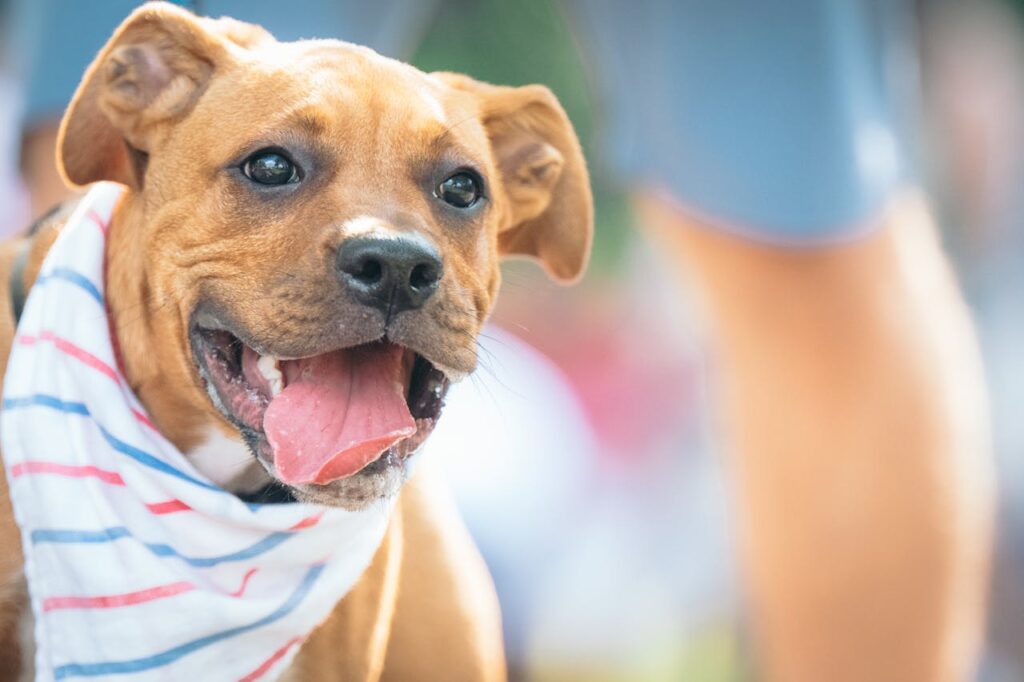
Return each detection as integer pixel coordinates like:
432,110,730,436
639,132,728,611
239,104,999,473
569,1,994,680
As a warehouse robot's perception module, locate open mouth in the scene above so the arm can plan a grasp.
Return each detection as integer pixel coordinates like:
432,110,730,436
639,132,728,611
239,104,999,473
190,321,449,489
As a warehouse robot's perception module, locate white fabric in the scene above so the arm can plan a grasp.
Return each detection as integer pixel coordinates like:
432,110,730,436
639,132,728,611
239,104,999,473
2,183,392,681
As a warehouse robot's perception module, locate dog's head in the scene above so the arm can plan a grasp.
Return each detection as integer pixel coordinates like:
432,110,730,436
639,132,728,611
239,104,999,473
56,2,592,509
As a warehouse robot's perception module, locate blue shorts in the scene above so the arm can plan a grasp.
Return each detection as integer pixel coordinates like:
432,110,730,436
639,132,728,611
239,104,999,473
566,0,918,243
12,0,915,244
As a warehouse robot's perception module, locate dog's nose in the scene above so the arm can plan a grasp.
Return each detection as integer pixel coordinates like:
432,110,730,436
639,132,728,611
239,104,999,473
336,236,443,313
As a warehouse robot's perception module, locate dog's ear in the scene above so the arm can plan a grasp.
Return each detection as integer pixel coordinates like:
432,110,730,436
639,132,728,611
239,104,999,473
57,2,258,189
199,16,274,50
435,73,593,283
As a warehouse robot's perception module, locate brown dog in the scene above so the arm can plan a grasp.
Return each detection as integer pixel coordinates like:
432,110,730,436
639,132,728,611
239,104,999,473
0,3,592,679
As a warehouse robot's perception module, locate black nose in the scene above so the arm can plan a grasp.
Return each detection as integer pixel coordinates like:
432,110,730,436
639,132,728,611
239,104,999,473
336,236,443,313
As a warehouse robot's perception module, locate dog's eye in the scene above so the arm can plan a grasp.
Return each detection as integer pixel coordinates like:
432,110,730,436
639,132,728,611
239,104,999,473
242,150,299,186
436,171,482,209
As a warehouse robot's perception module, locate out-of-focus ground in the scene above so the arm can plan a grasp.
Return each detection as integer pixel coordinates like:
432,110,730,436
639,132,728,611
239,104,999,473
4,0,1024,680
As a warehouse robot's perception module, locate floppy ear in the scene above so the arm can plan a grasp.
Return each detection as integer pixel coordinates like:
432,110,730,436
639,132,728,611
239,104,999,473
57,2,260,189
435,73,594,283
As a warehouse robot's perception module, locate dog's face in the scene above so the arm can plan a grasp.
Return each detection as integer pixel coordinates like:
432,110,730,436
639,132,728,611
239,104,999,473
56,3,592,509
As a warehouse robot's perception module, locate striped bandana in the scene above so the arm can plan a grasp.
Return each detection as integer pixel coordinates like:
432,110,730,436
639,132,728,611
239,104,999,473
2,183,393,681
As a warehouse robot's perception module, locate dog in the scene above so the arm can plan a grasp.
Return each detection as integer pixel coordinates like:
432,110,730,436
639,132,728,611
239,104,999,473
0,3,592,680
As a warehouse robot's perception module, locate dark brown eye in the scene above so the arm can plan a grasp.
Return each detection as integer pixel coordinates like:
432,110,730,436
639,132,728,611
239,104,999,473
242,150,298,186
436,171,482,208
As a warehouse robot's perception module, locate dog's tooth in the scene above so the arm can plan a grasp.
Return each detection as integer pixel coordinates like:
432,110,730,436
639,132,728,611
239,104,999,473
256,354,284,397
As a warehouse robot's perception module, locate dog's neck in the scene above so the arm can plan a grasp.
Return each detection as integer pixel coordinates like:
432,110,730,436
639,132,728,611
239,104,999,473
105,193,235,460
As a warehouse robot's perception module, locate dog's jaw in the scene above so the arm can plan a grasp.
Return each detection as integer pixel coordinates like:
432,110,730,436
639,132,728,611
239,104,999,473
186,309,450,508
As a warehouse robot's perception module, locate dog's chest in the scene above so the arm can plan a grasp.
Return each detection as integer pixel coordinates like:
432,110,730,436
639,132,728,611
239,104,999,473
187,426,271,492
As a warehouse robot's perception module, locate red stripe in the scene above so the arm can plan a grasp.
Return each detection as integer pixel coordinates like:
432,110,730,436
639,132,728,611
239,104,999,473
17,332,118,382
10,461,125,486
17,331,161,433
145,499,192,515
43,331,119,382
228,568,259,597
10,466,194,517
238,637,303,682
42,581,194,612
132,409,157,430
85,209,109,235
288,512,324,531
40,566,256,613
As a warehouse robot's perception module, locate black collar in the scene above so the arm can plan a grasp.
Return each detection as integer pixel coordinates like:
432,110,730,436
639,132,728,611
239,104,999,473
10,200,76,324
9,239,31,324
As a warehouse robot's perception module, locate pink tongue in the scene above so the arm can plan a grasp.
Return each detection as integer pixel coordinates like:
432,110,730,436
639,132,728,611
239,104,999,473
261,345,416,485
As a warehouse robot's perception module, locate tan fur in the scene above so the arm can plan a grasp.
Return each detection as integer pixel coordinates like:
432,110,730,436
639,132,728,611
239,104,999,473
0,2,593,679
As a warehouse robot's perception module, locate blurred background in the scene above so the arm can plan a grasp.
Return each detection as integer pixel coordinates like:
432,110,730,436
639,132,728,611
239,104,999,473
2,1,1024,680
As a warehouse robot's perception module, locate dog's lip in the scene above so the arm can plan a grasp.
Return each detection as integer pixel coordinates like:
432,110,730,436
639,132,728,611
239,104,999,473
189,308,455,378
188,310,309,363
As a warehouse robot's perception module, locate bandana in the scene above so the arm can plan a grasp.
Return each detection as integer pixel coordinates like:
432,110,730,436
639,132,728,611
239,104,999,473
2,183,393,681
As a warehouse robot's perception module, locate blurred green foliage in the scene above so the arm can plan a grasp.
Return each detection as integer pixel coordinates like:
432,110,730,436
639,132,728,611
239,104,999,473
412,0,633,278
527,624,744,682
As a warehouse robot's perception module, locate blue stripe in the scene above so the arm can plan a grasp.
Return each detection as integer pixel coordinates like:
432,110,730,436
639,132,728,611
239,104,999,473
53,563,324,678
36,267,103,306
3,394,224,494
2,395,89,415
31,527,131,544
97,425,222,492
143,532,294,568
31,524,295,568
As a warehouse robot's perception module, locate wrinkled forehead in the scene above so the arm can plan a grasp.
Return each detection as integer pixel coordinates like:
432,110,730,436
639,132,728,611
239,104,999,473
197,39,489,160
